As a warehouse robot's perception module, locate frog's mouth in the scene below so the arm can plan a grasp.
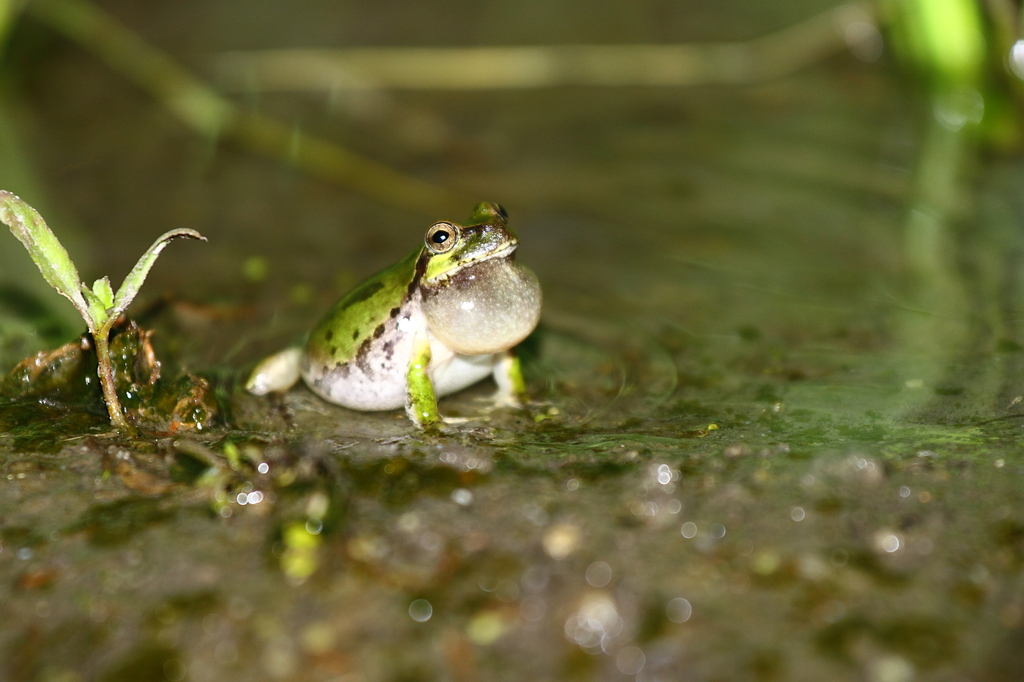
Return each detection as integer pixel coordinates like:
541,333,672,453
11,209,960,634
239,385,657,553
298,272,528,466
425,241,518,284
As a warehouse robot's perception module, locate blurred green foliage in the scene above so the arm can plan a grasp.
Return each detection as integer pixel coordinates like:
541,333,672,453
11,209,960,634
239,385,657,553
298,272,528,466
881,0,987,87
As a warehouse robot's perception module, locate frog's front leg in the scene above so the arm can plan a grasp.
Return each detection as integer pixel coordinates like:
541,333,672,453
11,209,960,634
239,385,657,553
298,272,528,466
406,333,442,428
491,349,527,408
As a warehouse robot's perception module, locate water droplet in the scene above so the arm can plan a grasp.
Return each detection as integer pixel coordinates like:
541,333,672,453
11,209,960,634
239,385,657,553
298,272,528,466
228,596,253,620
202,613,224,636
866,654,914,682
163,658,187,682
666,597,692,623
585,561,612,587
520,595,546,622
1011,40,1024,80
543,524,580,560
495,579,520,602
821,599,847,624
565,593,622,650
844,20,883,63
467,610,506,644
524,505,548,526
752,551,782,575
521,565,550,593
420,531,442,552
616,646,646,674
409,599,433,622
215,640,239,664
680,522,697,538
397,512,421,533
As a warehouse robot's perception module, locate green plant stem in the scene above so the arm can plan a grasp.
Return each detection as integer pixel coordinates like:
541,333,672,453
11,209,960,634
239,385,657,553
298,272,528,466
26,0,470,216
91,322,130,432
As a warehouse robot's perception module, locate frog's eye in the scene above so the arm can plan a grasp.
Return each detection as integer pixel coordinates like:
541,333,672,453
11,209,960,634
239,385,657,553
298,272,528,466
425,222,460,254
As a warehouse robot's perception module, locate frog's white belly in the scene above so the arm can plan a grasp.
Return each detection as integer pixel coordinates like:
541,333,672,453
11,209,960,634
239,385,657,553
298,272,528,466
300,310,495,411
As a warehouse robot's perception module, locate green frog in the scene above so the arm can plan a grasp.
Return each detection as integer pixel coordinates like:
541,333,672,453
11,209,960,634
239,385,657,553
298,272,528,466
246,203,542,428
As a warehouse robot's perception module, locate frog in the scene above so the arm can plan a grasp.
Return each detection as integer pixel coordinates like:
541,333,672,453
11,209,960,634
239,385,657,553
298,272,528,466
245,203,542,428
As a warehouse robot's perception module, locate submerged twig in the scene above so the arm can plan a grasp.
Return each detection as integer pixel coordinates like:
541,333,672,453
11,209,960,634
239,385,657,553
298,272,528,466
26,0,470,215
213,3,879,92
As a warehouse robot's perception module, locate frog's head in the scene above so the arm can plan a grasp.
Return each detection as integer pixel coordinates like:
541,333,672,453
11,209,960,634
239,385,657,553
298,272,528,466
422,202,516,283
419,203,542,355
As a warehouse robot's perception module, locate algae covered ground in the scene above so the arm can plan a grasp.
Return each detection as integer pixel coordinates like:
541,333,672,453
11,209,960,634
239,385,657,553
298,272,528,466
3,1,1024,680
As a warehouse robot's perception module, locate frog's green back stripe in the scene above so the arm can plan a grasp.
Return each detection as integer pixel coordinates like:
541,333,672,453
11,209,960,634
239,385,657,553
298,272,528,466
306,246,422,365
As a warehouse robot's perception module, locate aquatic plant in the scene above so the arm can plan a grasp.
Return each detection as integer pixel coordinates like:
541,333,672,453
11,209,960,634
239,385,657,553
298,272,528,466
0,190,205,431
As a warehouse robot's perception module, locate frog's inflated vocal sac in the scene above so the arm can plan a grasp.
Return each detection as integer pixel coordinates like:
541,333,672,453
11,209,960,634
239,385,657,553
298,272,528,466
246,203,542,428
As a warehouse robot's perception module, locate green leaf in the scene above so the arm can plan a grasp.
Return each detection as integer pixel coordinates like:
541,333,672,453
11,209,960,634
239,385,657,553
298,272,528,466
82,285,109,329
92,276,114,308
111,228,206,317
0,190,92,326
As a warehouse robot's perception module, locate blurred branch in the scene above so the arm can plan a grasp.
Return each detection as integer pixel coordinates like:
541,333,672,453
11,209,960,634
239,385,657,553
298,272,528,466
0,0,24,53
214,3,880,92
26,0,471,215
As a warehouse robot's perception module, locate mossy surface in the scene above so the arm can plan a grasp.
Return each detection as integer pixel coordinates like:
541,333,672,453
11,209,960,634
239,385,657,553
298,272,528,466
4,2,1024,680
